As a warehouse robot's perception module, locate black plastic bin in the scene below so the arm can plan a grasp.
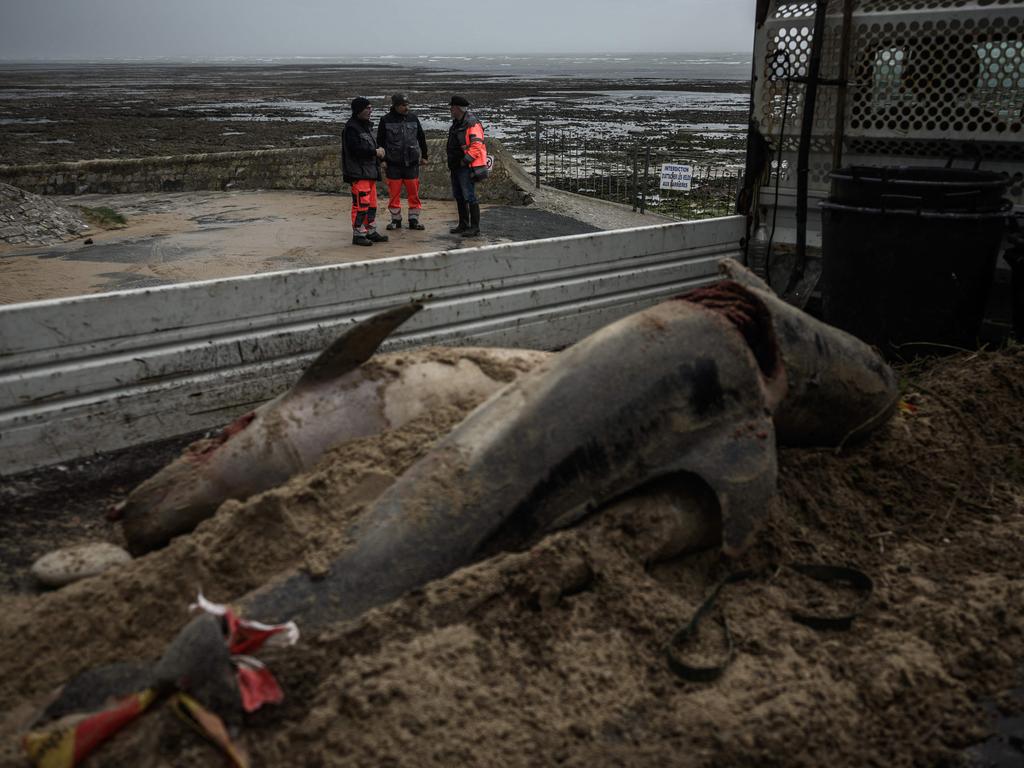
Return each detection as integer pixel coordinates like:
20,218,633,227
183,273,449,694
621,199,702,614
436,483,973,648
821,166,1010,356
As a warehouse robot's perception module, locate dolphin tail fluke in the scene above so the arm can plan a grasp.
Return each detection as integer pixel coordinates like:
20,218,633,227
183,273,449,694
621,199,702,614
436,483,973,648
292,301,424,392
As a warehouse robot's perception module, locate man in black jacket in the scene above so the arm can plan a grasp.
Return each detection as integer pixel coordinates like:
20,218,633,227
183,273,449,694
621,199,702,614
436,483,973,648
342,97,388,246
447,95,487,237
377,93,429,230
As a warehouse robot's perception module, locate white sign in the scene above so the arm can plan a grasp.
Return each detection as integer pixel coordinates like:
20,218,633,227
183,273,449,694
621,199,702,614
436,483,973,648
659,163,692,191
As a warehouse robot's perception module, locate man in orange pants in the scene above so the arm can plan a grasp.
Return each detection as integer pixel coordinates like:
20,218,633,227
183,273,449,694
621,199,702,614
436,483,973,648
377,93,429,230
342,97,388,246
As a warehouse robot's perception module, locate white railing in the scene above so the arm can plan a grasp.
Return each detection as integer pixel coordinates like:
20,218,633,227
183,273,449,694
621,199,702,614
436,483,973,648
0,216,745,475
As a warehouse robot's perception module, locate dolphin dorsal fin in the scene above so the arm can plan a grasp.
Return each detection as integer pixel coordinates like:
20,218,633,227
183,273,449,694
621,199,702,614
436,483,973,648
291,301,423,393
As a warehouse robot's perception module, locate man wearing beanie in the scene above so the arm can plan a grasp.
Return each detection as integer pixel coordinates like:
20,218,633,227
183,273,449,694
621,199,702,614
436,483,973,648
376,93,429,230
446,95,488,237
342,97,387,246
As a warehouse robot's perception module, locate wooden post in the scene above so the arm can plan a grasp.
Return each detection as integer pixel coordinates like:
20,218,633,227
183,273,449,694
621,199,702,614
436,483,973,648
641,144,651,215
631,146,639,212
534,118,541,189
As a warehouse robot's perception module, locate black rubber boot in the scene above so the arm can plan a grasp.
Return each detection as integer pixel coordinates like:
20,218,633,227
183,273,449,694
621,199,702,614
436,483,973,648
352,233,373,246
449,202,469,234
462,203,481,237
408,218,425,231
386,219,402,231
366,230,389,243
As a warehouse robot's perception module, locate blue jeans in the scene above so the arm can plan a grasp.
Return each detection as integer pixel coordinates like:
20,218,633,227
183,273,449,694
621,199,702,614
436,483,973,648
450,167,478,205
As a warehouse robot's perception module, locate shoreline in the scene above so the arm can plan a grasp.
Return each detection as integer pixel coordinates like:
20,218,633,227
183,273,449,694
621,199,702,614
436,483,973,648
0,61,750,170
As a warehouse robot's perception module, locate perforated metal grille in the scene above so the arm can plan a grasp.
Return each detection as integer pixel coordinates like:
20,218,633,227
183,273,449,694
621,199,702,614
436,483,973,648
756,2,1024,142
859,0,1020,11
758,15,844,141
848,17,1024,138
775,2,821,19
753,0,1024,197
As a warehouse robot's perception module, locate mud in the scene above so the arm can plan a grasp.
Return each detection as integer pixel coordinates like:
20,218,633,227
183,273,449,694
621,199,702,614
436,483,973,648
0,346,1022,767
0,62,748,169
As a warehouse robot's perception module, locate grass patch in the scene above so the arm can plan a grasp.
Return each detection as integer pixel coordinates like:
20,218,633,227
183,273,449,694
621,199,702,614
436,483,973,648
73,205,127,229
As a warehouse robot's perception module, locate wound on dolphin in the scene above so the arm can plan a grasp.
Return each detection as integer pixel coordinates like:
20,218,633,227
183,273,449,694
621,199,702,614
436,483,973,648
679,280,781,381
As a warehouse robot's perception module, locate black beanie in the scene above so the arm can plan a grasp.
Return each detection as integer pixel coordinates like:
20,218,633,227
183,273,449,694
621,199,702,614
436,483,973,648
351,97,371,115
391,93,409,107
450,95,470,107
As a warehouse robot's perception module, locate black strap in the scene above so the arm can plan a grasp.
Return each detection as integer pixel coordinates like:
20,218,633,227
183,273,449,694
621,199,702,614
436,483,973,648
787,563,874,631
664,562,873,682
664,570,756,682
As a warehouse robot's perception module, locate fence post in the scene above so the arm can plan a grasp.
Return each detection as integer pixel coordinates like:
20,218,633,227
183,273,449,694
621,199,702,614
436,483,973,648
640,144,651,215
631,146,639,212
534,118,541,189
582,138,587,189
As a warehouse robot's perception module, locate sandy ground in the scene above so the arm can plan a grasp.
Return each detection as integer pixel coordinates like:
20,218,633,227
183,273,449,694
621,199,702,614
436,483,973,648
0,188,670,305
0,343,1022,768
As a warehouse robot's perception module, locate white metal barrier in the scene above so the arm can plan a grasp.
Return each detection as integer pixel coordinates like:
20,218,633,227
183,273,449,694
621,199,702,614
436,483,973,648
0,216,744,475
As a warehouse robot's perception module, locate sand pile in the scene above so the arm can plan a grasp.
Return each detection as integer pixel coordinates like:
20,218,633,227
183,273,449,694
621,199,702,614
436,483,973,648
0,346,1022,767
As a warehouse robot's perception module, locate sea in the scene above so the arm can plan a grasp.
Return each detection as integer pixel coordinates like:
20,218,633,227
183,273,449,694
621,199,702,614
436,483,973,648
2,52,751,82
247,52,751,82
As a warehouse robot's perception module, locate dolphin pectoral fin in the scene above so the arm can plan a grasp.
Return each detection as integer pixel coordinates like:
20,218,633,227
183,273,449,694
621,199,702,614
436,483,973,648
670,413,779,557
290,301,424,393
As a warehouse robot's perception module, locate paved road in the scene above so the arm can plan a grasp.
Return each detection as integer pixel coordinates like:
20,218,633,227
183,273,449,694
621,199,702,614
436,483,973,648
0,188,672,305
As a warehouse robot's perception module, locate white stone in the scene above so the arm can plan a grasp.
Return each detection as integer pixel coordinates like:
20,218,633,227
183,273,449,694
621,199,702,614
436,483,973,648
31,542,132,588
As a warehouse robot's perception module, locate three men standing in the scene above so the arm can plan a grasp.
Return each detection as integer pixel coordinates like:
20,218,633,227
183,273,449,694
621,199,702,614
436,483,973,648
377,93,428,231
343,93,489,245
342,97,388,247
446,95,487,238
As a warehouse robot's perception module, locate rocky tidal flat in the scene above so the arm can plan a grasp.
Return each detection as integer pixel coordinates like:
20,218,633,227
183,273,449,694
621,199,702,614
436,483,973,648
0,61,750,172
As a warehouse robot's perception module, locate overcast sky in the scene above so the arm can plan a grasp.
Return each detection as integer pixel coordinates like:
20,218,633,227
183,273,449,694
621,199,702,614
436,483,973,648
0,0,756,60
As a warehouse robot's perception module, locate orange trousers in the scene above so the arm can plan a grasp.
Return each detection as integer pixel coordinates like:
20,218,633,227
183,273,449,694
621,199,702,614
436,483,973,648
386,178,422,219
350,180,378,232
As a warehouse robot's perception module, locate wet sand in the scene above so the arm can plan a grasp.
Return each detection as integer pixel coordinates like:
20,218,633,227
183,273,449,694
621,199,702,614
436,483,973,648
0,62,749,169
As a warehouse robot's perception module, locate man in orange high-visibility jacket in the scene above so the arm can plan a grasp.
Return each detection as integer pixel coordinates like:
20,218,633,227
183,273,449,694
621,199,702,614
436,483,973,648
446,95,487,238
377,93,429,230
342,97,388,247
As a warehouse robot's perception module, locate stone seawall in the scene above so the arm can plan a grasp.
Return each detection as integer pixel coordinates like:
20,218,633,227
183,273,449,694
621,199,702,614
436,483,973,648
0,138,534,204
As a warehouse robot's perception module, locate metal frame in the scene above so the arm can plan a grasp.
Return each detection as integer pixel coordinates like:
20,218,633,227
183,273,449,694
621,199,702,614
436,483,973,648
752,0,1024,247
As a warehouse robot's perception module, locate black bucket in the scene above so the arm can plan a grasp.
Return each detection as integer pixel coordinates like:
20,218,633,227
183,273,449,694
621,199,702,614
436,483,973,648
821,165,1010,357
829,166,1009,213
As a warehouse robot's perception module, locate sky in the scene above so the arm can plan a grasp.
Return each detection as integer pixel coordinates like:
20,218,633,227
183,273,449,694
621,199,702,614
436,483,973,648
0,0,756,60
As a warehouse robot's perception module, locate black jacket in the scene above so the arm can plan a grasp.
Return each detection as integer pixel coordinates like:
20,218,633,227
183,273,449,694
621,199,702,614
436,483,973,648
447,111,482,171
342,116,380,183
376,109,428,167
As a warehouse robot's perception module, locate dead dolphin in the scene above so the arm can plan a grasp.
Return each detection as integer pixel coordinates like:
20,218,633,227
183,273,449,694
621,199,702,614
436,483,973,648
41,276,900,751
243,283,787,626
120,302,553,555
239,273,897,629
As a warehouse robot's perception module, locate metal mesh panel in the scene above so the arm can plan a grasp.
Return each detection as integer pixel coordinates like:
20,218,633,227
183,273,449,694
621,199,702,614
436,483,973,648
859,0,1020,11
758,15,843,142
848,16,1024,139
755,0,1024,146
775,3,820,20
753,0,1024,202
